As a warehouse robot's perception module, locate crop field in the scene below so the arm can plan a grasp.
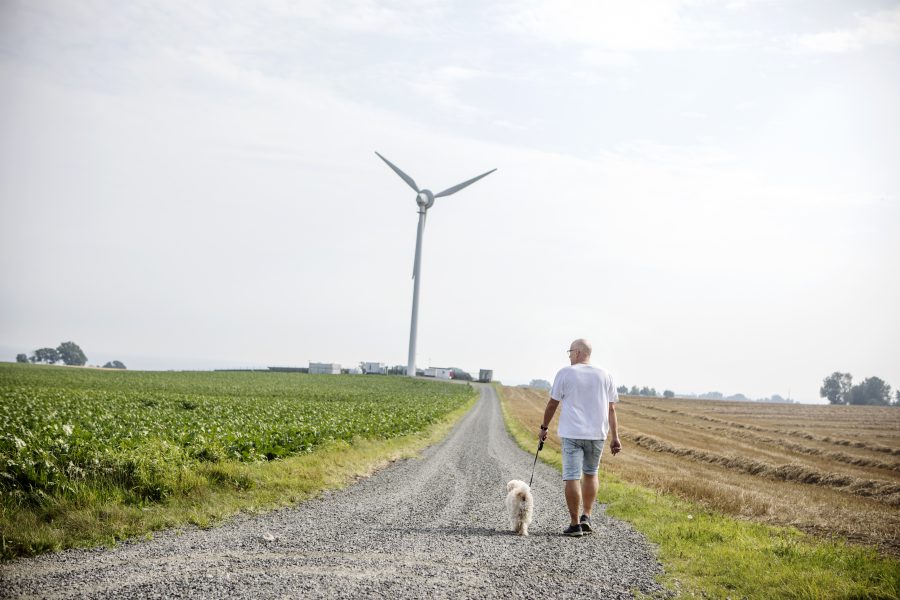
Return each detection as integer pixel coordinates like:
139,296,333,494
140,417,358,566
0,363,475,556
501,386,900,557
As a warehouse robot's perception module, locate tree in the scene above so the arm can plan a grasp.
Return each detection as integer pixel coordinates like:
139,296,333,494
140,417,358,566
663,390,674,398
57,341,87,366
529,379,551,390
847,377,892,406
820,372,852,405
629,385,640,395
33,347,60,364
16,353,28,363
895,390,900,406
103,360,127,369
617,385,628,394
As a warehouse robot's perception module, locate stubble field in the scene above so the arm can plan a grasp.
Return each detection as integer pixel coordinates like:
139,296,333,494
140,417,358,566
502,386,900,557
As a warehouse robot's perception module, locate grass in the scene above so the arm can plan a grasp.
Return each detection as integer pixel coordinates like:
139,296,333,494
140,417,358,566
498,384,900,599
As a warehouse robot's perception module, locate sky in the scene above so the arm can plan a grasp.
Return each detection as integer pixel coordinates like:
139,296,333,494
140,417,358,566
1,0,898,402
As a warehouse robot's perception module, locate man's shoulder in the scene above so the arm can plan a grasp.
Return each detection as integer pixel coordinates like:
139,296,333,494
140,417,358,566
589,364,611,377
574,364,614,382
554,364,586,380
555,364,614,383
576,363,609,374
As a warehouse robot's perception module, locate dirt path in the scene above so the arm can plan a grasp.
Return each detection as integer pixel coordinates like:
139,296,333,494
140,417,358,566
1,384,666,599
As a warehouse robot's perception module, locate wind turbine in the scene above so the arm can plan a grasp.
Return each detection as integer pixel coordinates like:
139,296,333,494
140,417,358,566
376,152,496,377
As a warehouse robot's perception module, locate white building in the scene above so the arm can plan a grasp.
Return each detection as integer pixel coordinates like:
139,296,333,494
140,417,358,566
424,367,453,380
361,362,386,375
309,362,341,375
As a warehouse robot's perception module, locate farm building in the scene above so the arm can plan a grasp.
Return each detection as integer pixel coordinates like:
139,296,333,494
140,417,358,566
478,369,493,383
309,362,341,375
361,362,386,375
424,367,453,380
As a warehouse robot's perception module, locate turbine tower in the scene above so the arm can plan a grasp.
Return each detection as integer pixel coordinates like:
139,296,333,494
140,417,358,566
376,152,496,377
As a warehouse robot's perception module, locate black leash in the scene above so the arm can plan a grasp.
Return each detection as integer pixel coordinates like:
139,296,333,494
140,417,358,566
528,439,544,488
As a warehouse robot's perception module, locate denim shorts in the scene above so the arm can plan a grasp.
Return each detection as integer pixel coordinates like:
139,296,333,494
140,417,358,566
561,438,604,481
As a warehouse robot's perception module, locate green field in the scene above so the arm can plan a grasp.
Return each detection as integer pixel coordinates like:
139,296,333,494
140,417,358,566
0,363,476,557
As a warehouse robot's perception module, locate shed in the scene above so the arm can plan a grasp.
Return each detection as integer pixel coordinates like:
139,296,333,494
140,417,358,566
425,367,453,380
309,362,341,375
362,362,387,375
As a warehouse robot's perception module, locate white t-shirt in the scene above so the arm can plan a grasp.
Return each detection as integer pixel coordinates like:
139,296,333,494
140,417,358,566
550,363,618,440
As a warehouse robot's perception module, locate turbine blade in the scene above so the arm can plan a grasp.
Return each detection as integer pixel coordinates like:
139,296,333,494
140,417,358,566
434,168,497,198
375,152,419,193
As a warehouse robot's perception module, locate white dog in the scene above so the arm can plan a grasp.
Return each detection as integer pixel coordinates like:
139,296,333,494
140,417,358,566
505,480,534,536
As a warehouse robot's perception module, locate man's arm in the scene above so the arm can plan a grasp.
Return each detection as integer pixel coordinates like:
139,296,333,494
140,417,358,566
539,398,560,441
608,403,621,454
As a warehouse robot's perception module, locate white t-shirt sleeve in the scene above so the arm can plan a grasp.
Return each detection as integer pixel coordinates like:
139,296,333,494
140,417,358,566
609,373,619,403
550,368,567,401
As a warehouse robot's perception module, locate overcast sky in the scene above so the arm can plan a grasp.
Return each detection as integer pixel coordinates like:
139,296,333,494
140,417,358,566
1,1,898,402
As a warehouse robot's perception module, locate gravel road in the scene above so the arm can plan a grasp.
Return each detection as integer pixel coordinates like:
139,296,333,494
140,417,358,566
1,384,667,599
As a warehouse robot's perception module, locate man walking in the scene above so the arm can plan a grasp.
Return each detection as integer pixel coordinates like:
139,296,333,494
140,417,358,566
538,338,621,537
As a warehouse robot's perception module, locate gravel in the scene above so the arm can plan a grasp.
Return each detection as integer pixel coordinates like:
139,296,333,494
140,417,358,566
1,384,668,599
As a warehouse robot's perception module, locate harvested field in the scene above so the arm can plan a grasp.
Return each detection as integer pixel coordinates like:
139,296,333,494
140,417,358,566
500,386,900,557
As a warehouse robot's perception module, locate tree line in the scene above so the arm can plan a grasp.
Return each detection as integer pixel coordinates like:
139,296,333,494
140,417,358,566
14,341,126,369
820,372,897,406
617,386,676,398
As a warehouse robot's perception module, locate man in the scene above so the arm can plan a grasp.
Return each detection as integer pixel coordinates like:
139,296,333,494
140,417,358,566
538,338,621,537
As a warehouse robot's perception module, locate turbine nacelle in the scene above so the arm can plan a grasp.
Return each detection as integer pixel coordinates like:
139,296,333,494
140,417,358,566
416,190,435,210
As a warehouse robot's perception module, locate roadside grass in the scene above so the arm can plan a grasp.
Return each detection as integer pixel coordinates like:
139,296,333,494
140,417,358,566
1,394,476,559
497,385,900,600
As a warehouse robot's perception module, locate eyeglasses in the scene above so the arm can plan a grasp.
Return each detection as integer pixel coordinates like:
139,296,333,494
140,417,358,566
567,349,578,354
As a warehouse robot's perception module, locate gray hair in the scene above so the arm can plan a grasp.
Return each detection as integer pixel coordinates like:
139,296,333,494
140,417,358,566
571,338,592,356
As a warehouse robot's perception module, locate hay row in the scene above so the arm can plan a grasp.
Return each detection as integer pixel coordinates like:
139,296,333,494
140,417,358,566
627,401,900,456
623,407,900,474
626,432,900,507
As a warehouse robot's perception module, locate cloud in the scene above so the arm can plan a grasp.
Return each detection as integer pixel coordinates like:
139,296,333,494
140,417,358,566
579,48,637,68
264,0,448,36
491,0,701,51
790,6,900,54
409,65,495,115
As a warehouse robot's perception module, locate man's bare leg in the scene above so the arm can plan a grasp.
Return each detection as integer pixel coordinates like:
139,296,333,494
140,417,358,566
581,474,598,517
564,479,582,525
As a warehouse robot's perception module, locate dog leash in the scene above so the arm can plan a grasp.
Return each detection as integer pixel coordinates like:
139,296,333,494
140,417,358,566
528,439,544,488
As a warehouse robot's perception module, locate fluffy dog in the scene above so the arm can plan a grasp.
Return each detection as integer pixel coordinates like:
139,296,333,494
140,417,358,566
505,479,534,536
